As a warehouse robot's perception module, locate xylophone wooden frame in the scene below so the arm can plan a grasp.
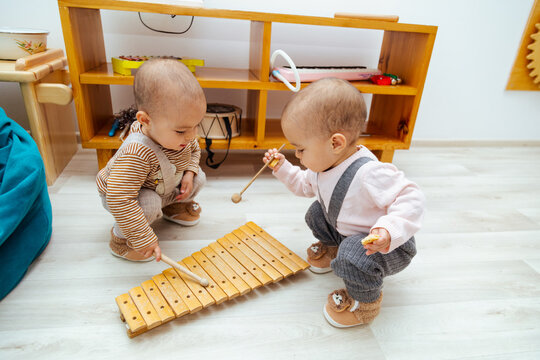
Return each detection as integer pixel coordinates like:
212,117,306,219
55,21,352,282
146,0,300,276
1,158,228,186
115,222,310,338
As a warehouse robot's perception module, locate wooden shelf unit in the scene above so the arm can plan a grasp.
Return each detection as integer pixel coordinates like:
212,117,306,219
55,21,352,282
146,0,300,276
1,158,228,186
58,0,437,168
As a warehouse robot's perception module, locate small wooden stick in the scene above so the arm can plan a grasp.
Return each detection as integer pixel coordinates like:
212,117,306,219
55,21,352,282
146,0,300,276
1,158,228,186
231,143,286,203
159,253,209,287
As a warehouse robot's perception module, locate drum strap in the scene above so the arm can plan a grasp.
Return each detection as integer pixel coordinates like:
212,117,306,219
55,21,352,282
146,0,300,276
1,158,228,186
205,116,232,169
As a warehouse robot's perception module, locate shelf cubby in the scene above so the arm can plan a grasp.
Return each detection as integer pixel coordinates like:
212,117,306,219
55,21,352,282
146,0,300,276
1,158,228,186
58,0,436,168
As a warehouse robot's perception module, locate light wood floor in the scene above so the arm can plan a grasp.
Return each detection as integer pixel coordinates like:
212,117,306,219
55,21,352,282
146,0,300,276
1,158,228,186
1,146,540,360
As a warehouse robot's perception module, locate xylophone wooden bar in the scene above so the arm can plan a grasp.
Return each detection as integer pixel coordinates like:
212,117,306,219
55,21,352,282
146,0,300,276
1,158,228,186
217,236,275,284
200,245,254,294
176,260,216,307
232,228,295,277
163,268,203,312
222,233,284,282
140,280,176,323
115,222,310,338
238,225,303,274
151,274,190,317
191,251,241,300
116,293,146,332
182,257,228,305
208,241,265,288
128,287,162,329
245,222,311,271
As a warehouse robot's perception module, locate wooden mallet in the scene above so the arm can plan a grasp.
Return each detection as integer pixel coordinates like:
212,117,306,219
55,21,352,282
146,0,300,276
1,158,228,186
158,252,209,287
231,143,286,203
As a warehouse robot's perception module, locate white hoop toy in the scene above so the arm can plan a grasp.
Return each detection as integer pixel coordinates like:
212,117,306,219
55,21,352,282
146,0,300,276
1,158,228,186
270,49,301,92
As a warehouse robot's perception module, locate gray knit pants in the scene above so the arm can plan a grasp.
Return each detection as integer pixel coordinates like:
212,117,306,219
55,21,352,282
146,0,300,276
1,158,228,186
305,200,417,302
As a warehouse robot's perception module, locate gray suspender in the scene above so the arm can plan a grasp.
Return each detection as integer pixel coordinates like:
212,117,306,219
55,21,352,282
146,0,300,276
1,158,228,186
120,132,176,195
317,157,373,229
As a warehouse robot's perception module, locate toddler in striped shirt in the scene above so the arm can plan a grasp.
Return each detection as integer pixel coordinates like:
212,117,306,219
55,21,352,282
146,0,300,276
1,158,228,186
97,59,207,262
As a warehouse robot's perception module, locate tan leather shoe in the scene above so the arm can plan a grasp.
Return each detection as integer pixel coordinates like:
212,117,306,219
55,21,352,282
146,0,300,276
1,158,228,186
306,241,338,273
323,288,382,328
162,201,201,226
109,228,154,262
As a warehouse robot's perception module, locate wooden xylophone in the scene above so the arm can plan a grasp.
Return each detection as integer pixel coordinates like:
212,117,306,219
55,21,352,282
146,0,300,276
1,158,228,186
115,222,310,337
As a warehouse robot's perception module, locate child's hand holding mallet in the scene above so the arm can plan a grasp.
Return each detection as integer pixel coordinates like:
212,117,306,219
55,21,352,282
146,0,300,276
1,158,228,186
263,148,285,171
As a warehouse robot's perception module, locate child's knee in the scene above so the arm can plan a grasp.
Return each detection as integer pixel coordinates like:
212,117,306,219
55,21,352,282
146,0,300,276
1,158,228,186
333,235,384,278
336,234,369,263
194,168,206,187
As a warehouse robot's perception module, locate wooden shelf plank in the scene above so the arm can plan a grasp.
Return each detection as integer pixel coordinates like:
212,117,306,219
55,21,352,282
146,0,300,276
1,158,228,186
58,0,437,34
267,80,417,95
83,118,407,151
80,63,417,95
80,64,265,89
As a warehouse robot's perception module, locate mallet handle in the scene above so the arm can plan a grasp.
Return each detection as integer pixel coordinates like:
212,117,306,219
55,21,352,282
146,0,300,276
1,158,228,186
239,143,286,196
160,253,208,286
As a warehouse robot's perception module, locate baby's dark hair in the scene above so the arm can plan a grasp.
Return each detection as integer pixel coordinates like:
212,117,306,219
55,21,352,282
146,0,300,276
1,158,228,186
282,78,367,142
133,58,205,117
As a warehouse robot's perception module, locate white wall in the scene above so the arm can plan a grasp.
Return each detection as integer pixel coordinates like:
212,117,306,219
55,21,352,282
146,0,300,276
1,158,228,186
1,0,539,140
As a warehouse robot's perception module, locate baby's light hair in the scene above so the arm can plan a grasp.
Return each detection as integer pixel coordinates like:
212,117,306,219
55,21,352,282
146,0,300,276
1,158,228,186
133,58,205,117
282,78,367,142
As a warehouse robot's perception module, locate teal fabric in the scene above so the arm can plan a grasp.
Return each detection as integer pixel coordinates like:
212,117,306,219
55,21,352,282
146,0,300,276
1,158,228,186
0,107,52,301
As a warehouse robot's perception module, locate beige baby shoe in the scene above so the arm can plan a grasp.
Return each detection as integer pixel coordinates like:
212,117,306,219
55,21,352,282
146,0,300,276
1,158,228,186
323,288,383,328
306,241,338,273
162,201,201,226
109,228,154,262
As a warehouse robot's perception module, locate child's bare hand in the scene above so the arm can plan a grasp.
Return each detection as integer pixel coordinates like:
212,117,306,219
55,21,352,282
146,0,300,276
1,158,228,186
139,243,161,261
263,148,285,171
176,171,195,201
364,228,391,255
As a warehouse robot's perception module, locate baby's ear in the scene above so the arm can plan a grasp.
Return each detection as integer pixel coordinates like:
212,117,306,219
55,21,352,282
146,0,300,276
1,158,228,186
136,111,150,126
331,133,347,152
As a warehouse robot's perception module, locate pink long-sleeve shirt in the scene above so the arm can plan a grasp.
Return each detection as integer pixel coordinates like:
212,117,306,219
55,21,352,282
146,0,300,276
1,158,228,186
273,146,425,253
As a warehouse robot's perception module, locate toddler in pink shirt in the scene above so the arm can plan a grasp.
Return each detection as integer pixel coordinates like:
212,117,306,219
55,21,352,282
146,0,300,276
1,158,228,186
264,78,425,327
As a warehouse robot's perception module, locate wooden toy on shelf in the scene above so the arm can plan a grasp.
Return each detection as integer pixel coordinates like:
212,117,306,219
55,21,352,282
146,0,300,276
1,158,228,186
111,55,204,75
272,65,382,83
108,106,137,137
115,222,310,338
370,73,402,85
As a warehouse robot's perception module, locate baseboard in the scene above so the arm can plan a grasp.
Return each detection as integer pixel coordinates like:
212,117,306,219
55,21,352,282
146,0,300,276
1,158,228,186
411,139,540,147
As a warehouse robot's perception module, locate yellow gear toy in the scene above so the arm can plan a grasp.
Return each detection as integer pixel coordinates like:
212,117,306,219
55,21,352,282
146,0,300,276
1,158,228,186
526,23,540,87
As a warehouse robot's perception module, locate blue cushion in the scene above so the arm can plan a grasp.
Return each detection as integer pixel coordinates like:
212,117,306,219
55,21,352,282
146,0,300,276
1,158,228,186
0,107,52,301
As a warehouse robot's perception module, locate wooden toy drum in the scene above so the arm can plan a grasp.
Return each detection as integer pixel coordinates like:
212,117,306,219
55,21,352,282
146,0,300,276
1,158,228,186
198,103,241,140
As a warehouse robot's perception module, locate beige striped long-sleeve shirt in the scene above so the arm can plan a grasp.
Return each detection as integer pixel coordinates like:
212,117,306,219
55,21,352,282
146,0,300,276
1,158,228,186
97,121,201,250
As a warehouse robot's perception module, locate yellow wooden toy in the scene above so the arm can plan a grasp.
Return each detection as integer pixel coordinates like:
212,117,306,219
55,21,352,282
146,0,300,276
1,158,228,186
111,55,204,75
361,234,380,245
